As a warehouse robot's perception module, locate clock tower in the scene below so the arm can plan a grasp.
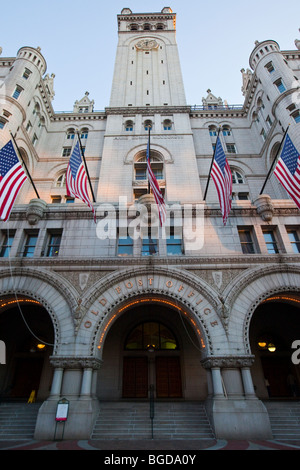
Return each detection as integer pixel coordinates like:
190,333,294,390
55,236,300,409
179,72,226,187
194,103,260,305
97,8,202,205
109,7,186,107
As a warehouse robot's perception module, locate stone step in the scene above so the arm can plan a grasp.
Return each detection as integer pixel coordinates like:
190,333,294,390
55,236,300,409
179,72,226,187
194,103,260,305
0,403,40,440
91,401,214,440
264,401,300,441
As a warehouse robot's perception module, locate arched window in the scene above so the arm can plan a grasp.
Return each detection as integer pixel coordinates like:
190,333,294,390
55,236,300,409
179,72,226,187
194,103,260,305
55,173,66,188
222,125,231,136
163,119,172,130
208,125,217,136
80,128,89,139
232,170,244,184
135,154,163,180
125,120,134,132
143,23,151,30
130,24,139,31
67,128,75,139
125,322,178,350
144,120,153,131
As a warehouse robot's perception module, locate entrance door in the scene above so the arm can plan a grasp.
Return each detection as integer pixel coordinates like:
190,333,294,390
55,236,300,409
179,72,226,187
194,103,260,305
122,357,148,398
156,356,182,398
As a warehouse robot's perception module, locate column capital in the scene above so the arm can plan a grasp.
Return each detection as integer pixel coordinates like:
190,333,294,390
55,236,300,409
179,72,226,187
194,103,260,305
50,356,103,370
201,355,255,369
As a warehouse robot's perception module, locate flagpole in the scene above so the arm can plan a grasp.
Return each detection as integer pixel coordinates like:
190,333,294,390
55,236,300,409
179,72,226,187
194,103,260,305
203,127,221,201
147,126,151,195
259,125,290,195
10,131,40,199
77,131,96,203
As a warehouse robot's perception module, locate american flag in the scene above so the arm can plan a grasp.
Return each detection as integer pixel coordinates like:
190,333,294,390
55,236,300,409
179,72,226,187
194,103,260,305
146,137,166,226
0,140,27,221
66,140,96,222
211,136,232,225
274,133,300,210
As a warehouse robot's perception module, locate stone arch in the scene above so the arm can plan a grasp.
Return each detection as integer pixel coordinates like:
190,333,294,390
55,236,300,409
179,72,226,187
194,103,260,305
0,267,77,354
76,266,229,358
124,143,173,165
224,264,300,354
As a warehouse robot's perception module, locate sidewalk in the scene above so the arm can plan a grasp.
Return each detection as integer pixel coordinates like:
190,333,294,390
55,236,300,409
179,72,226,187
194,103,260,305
1,438,300,450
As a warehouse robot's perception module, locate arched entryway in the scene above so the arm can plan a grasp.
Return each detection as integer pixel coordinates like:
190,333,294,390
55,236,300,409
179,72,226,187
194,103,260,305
96,298,207,401
0,295,55,401
249,292,300,399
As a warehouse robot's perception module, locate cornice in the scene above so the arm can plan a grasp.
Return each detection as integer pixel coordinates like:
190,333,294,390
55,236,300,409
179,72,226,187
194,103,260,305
8,204,300,222
2,253,299,269
105,106,191,115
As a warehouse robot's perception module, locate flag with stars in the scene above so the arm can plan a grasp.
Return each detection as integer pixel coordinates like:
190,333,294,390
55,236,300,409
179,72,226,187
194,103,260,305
147,137,166,226
0,140,27,221
274,133,300,209
66,140,96,222
211,136,232,225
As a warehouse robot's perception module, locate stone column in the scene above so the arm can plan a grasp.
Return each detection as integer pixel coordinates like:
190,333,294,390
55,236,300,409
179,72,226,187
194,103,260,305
241,366,257,399
79,358,102,400
49,367,63,399
211,367,225,398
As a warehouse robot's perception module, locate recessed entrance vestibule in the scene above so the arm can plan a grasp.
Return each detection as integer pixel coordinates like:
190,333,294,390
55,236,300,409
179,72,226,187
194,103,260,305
97,299,207,401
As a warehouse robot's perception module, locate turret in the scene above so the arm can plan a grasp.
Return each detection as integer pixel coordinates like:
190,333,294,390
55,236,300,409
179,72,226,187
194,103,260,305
249,39,300,150
1,46,47,135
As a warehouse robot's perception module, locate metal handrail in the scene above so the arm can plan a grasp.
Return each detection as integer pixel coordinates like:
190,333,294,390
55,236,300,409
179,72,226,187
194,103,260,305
149,385,154,439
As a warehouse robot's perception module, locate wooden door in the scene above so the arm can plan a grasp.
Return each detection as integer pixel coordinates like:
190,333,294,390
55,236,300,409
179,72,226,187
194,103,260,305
156,356,182,398
122,357,148,398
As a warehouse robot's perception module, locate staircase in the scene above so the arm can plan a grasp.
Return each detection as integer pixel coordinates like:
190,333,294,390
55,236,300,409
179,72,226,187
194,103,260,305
264,401,300,441
0,402,40,440
91,401,214,440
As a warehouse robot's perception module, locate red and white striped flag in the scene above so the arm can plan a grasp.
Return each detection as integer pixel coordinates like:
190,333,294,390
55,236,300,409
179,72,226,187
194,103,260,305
274,133,300,209
147,137,166,226
66,140,96,222
211,136,232,225
0,140,27,221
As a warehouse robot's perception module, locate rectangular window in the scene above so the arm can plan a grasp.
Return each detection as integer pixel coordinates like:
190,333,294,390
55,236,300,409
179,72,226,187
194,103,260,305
22,231,39,257
23,68,32,79
291,110,300,124
117,233,133,256
274,78,286,93
46,231,62,257
12,85,23,100
261,128,267,141
226,144,236,153
62,147,72,157
0,230,15,257
0,119,6,130
142,235,157,256
262,230,279,254
166,228,183,255
287,229,300,253
265,61,275,73
51,196,62,203
238,228,255,254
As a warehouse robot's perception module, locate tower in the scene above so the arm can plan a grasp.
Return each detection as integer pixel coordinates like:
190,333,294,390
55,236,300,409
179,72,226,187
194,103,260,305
97,7,202,205
110,7,186,107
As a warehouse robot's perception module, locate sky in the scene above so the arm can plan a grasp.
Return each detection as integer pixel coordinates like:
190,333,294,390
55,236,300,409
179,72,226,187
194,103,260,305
1,0,299,111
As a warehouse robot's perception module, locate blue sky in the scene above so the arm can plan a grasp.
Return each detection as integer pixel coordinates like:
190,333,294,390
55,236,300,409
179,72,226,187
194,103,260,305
1,1,299,111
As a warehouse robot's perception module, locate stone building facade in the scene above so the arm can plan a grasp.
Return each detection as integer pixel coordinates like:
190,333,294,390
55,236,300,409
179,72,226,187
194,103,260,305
0,8,299,440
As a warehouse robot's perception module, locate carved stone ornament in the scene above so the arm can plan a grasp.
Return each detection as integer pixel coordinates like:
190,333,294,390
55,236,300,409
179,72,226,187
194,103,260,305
26,198,48,225
135,40,159,51
253,194,274,221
